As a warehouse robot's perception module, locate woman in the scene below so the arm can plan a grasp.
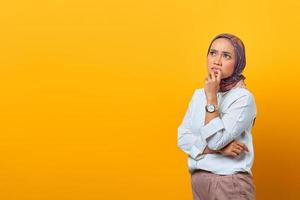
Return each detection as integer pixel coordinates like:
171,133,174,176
177,33,257,200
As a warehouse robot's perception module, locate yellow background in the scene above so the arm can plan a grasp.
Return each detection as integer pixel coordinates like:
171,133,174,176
0,0,299,199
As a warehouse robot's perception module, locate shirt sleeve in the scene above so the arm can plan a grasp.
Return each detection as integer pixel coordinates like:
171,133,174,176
201,93,256,151
177,90,207,160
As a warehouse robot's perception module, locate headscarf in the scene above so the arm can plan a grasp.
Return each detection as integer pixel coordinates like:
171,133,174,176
206,33,246,92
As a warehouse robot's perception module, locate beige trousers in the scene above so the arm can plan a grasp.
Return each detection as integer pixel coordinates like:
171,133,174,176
191,170,256,200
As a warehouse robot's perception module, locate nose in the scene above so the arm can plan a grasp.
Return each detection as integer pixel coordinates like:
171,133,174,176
214,55,222,66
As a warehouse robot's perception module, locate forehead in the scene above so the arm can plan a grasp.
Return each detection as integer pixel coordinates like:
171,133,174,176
210,38,235,53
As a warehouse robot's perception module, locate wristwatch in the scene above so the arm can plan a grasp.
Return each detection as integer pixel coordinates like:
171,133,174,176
205,103,219,113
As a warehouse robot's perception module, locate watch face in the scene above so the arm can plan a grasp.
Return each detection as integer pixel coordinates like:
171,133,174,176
207,104,215,112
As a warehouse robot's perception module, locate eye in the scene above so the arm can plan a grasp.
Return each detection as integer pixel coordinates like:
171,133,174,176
223,54,231,59
209,51,216,56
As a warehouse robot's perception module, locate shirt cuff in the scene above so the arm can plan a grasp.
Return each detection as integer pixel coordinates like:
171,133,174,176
201,117,225,139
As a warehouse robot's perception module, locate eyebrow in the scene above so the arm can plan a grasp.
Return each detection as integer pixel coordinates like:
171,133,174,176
210,48,232,55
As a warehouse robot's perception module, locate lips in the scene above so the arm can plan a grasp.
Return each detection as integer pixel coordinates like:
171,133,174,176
211,67,219,71
211,67,220,73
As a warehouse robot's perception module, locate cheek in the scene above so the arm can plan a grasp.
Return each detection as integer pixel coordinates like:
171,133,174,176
206,57,213,66
223,60,235,73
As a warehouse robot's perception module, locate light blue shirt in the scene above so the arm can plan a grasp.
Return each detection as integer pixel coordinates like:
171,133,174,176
177,87,257,175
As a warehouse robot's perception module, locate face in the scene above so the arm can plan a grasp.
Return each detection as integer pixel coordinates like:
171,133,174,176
207,38,236,79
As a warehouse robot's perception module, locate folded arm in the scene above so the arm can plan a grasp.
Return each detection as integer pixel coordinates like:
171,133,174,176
201,94,256,150
177,90,256,160
177,91,207,160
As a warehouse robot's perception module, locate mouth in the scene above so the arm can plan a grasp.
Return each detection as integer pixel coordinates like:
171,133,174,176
211,67,219,70
210,67,220,74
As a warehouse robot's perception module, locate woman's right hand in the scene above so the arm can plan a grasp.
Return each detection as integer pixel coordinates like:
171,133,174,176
219,140,249,157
